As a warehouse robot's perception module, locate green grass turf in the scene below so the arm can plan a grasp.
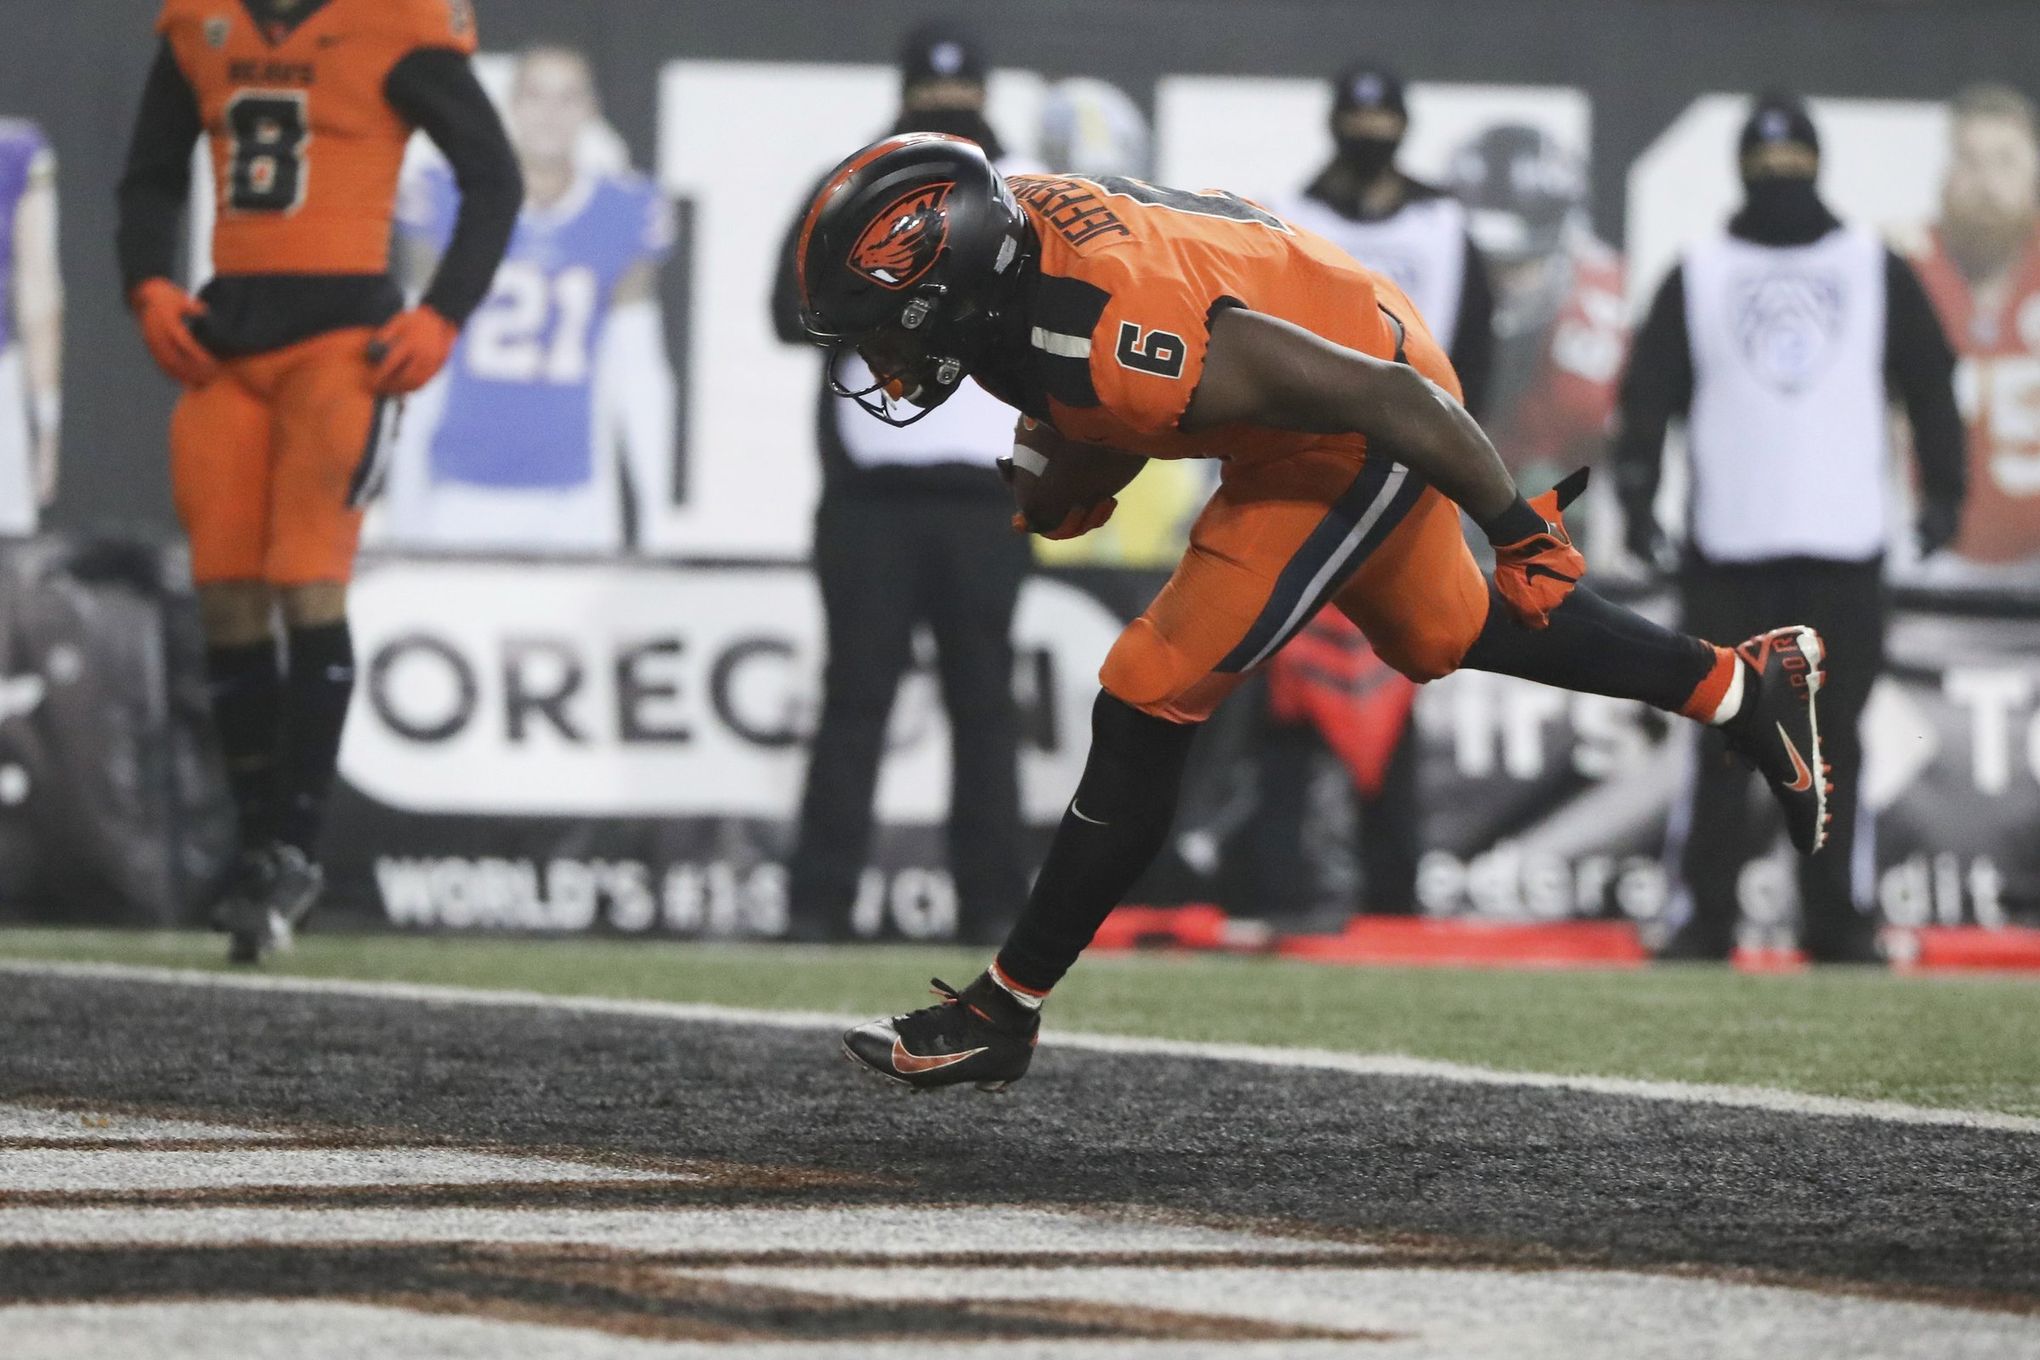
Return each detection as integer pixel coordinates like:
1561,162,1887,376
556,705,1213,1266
4,928,2037,1117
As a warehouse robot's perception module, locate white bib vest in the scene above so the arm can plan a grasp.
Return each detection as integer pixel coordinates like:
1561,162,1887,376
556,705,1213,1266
1275,192,1467,352
1682,226,1888,562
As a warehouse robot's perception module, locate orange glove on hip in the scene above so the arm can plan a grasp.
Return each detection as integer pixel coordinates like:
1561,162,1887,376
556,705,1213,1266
1488,468,1591,630
367,306,459,395
129,278,220,388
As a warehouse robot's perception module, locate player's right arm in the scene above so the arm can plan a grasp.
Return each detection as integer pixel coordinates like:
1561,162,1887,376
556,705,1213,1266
1186,305,1585,628
1002,417,1148,538
114,38,218,387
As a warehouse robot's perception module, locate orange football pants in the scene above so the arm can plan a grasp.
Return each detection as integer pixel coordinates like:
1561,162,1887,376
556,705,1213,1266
1101,303,1493,724
170,326,386,586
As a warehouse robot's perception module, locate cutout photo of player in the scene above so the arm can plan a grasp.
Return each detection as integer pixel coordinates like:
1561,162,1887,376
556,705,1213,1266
379,46,677,554
1910,85,2040,577
1449,123,1627,487
0,118,59,535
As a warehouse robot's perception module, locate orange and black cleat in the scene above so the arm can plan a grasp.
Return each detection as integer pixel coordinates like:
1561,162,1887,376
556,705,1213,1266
1723,625,1831,854
841,975,1039,1093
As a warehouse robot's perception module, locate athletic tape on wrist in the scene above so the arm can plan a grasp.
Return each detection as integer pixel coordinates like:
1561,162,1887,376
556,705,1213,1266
1007,441,1049,477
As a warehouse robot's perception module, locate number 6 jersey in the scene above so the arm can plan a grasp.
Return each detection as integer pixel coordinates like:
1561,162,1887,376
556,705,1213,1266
983,174,1449,467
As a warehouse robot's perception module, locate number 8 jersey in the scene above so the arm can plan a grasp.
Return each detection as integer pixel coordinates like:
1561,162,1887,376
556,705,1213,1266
157,0,477,277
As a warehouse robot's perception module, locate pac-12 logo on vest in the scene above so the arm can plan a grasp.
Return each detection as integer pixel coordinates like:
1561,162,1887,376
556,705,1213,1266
1732,269,1847,394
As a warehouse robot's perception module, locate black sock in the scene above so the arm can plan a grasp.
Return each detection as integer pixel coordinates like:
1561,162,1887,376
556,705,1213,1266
994,692,1200,994
1460,584,1717,712
206,639,282,849
275,621,355,856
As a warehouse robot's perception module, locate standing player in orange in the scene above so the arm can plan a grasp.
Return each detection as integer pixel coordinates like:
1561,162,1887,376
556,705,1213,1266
795,135,1837,1092
116,0,520,962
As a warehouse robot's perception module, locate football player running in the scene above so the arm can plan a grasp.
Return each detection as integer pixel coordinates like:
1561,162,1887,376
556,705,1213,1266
797,135,1840,1094
116,0,520,962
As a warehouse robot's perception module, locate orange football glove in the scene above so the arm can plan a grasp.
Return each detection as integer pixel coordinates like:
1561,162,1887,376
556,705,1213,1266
129,278,219,388
1012,498,1117,540
1489,468,1590,630
368,306,459,394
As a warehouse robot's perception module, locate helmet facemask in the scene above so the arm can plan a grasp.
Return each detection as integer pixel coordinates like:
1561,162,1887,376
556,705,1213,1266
810,285,977,428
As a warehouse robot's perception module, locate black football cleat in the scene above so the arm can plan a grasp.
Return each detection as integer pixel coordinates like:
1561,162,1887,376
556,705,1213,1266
260,843,325,950
212,848,279,965
841,974,1039,1093
218,844,325,965
1722,625,1832,855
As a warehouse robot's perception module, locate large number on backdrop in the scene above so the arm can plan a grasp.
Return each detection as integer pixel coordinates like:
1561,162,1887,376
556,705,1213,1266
465,262,599,385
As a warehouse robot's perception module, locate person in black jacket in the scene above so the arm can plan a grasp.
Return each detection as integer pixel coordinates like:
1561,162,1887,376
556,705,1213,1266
1614,94,1967,964
1273,64,1496,418
768,24,1030,944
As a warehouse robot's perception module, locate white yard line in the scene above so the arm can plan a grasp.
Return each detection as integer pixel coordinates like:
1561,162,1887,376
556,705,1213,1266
7,959,2038,1136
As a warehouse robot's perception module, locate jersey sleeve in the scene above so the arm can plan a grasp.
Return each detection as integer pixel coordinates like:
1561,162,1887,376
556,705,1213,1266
1086,270,1230,436
390,0,480,55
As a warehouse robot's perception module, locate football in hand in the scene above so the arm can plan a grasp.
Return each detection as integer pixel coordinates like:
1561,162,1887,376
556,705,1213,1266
1006,417,1145,534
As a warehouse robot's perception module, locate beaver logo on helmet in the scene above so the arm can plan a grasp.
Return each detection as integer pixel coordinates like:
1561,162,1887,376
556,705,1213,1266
848,182,955,289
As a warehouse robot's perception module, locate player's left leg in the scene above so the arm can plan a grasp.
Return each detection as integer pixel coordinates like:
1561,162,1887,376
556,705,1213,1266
259,328,385,942
1338,492,1832,857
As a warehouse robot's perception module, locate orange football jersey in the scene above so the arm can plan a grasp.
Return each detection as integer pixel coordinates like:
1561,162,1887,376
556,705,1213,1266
156,0,478,277
1002,174,1452,463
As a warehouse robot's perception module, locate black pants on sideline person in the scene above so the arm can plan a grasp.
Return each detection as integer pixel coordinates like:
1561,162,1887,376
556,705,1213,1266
788,490,1031,944
1665,554,1885,960
1245,713,1421,924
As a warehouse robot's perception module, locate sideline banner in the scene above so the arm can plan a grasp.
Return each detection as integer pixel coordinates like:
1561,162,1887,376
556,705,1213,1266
322,555,1142,938
322,557,2040,941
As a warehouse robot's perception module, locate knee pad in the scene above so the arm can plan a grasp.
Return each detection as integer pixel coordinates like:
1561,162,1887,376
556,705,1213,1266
1374,625,1470,683
1100,620,1242,723
1100,619,1196,713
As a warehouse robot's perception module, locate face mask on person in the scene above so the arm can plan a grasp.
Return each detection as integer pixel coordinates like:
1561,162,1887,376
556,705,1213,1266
1335,132,1402,182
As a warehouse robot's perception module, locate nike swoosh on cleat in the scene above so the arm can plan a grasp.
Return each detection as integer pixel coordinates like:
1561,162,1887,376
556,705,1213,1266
890,1038,988,1075
1777,722,1813,793
1069,801,1109,827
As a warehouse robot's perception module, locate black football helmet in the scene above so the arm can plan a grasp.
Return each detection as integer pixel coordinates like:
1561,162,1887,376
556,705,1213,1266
796,133,1032,425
